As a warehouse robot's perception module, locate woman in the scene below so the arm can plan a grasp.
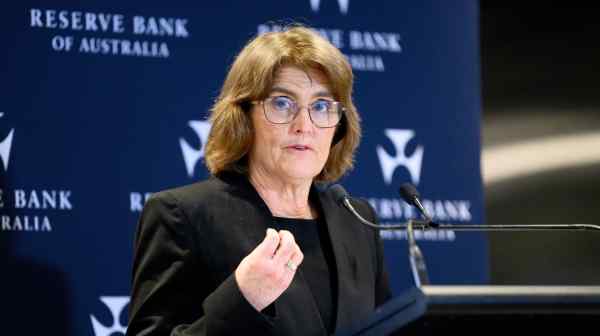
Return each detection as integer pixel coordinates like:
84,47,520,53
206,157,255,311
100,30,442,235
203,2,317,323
127,26,391,336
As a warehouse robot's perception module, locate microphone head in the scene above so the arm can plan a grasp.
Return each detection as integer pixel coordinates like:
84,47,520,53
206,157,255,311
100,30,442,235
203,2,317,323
399,183,419,205
329,184,349,205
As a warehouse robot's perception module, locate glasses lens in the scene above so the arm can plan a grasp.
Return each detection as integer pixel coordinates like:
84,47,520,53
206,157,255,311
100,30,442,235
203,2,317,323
265,96,295,124
310,100,341,128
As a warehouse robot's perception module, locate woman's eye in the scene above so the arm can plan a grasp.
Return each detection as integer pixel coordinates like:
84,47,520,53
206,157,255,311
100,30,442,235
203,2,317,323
312,100,331,113
272,97,293,110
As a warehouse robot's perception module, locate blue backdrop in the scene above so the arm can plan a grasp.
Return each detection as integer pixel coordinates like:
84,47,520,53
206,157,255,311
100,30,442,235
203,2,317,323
0,1,486,334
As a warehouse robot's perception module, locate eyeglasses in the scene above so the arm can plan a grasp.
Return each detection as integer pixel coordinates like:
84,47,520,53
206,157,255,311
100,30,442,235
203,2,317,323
252,96,345,128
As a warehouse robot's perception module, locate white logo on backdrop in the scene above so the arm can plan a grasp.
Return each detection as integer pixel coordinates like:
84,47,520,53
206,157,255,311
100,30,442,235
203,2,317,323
90,296,130,336
179,120,211,177
310,0,349,14
261,1,402,72
0,112,15,171
376,129,424,185
371,129,471,241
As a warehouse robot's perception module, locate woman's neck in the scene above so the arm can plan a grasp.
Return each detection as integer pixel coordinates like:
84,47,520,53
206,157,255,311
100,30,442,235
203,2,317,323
248,167,316,219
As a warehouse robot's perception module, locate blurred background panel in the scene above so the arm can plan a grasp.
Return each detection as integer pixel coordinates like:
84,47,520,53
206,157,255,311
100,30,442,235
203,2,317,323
480,3,600,285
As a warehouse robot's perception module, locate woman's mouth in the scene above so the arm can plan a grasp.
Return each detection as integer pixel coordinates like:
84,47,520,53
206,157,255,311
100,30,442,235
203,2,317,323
287,144,311,151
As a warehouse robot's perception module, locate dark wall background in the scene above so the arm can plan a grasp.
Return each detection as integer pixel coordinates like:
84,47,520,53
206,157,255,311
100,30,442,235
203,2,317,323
480,3,600,284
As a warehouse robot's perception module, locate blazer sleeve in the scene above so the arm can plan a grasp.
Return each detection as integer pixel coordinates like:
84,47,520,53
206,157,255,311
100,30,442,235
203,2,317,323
126,191,275,336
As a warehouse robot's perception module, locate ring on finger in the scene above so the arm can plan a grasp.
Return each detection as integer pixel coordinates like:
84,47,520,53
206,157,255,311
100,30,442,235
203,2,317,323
285,260,297,271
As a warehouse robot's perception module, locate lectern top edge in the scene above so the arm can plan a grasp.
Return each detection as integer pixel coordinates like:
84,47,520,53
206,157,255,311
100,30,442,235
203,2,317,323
422,285,600,296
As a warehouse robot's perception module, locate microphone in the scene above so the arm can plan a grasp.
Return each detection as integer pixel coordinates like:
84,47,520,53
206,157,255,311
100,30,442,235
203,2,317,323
330,184,426,229
398,183,425,215
330,184,430,287
330,184,408,229
399,183,437,227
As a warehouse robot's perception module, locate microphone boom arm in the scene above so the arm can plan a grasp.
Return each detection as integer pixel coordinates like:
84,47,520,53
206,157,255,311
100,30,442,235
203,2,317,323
333,183,600,290
409,223,600,232
339,200,600,232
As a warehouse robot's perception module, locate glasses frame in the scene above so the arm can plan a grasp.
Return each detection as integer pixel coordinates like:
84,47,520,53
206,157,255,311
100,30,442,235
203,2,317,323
251,96,345,129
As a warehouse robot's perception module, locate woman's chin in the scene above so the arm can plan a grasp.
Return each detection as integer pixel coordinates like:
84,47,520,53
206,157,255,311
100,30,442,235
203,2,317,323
281,166,321,182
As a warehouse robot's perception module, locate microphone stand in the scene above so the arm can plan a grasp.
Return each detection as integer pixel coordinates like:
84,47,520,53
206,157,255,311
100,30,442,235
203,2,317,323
407,219,429,287
341,197,431,286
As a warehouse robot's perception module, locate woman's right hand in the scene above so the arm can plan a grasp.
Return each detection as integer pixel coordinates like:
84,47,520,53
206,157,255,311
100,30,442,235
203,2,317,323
234,228,304,312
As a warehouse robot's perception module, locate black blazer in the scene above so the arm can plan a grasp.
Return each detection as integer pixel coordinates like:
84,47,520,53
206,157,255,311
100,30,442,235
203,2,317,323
127,172,391,336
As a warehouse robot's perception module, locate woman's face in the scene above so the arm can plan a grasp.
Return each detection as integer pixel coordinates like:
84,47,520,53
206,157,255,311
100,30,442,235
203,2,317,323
248,65,337,183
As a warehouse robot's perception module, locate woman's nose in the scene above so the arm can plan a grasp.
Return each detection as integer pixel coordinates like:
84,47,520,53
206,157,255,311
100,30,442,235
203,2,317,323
291,106,314,134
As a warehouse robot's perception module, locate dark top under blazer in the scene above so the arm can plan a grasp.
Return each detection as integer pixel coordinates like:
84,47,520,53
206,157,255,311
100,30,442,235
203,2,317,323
127,172,392,336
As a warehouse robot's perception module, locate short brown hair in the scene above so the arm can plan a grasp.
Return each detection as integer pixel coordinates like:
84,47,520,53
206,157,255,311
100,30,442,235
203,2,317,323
204,26,361,182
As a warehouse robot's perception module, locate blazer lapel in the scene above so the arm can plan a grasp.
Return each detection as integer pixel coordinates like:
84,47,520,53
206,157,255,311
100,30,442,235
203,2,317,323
316,187,356,333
